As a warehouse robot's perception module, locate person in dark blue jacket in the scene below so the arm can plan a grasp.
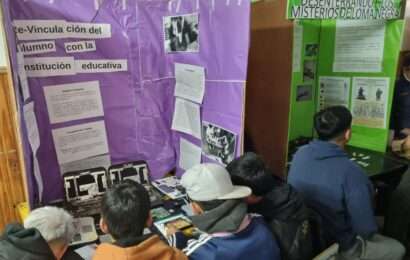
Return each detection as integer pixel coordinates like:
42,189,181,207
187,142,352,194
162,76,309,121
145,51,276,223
288,106,405,260
391,55,410,139
172,163,281,260
386,54,410,255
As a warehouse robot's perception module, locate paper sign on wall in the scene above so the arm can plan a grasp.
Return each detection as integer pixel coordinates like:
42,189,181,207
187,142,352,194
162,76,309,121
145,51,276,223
334,20,385,73
351,77,389,128
179,138,201,170
65,40,96,53
44,81,104,124
174,63,205,104
52,121,109,165
318,76,350,110
201,121,236,165
18,40,56,55
24,56,76,77
75,60,128,73
171,98,201,139
60,154,111,175
13,20,111,40
292,21,303,73
287,0,402,19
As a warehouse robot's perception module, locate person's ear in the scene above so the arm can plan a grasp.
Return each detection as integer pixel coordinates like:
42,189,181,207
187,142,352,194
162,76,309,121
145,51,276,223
100,217,109,234
244,195,263,205
345,128,352,142
57,245,68,260
191,202,204,215
145,212,153,227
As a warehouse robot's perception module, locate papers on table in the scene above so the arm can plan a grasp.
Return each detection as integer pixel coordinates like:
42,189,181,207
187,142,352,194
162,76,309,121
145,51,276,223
179,138,201,170
174,63,205,104
153,214,192,237
334,20,386,73
52,120,109,165
44,81,104,124
152,176,186,200
75,244,97,260
171,98,201,139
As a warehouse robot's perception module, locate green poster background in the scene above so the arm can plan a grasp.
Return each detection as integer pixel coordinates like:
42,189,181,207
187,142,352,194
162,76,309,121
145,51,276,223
318,20,403,151
288,20,321,141
288,19,404,152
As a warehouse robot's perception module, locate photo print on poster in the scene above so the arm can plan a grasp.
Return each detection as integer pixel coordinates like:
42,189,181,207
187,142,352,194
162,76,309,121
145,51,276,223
163,13,199,53
296,84,313,102
351,77,389,128
201,121,236,165
305,43,319,57
303,60,316,82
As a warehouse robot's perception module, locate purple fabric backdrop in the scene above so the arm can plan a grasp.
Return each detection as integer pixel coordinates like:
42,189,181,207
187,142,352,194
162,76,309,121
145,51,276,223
2,0,250,204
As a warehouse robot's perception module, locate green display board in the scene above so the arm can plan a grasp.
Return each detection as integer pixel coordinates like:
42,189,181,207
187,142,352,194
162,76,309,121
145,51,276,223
318,20,403,151
287,0,403,20
288,20,321,141
288,19,404,152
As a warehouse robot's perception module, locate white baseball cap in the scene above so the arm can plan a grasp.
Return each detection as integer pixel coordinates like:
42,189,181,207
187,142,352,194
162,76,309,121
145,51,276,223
181,163,252,201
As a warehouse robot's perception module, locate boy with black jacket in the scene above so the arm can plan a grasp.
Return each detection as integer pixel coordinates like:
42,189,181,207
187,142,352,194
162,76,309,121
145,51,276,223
226,152,317,260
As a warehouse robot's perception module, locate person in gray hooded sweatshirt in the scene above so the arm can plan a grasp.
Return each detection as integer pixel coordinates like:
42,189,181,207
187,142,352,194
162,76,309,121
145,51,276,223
168,163,281,260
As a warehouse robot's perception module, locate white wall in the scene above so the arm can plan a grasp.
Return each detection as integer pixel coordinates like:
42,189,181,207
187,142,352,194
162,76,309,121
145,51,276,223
402,0,410,51
0,10,8,68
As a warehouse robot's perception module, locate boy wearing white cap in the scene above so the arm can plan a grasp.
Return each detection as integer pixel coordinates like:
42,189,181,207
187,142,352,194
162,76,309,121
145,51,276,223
171,163,281,260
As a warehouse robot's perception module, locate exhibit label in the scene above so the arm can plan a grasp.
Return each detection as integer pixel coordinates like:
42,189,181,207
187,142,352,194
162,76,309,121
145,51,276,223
24,57,76,77
13,20,111,40
287,0,403,19
18,40,56,55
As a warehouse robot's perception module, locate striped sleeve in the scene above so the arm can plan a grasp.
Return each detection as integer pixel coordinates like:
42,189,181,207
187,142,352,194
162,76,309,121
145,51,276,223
182,233,213,256
167,231,189,249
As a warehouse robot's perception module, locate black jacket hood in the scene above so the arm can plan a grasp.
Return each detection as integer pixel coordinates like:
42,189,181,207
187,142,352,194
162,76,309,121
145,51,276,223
0,223,55,260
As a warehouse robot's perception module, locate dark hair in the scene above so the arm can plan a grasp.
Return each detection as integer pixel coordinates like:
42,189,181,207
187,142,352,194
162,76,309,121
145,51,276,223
403,54,410,68
314,106,352,141
226,152,279,196
101,180,150,240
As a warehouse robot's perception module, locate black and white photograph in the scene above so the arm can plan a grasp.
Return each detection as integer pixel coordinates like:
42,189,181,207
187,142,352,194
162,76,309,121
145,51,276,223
296,84,313,102
163,13,199,53
303,60,316,82
201,122,236,165
305,43,319,57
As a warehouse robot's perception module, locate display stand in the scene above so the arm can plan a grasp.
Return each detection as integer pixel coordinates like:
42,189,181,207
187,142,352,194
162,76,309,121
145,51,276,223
288,0,405,152
2,0,250,205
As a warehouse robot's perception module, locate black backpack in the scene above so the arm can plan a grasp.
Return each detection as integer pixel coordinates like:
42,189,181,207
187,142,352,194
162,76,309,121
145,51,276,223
250,183,326,260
